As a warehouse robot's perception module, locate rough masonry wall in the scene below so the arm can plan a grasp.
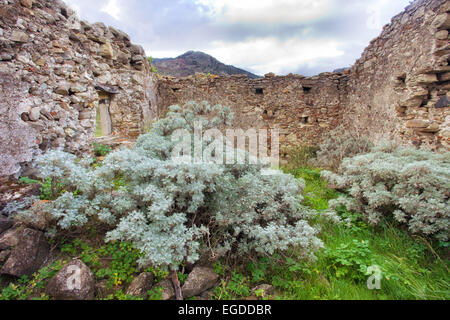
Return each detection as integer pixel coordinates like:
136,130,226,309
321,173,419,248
346,0,450,150
0,0,158,178
157,72,349,154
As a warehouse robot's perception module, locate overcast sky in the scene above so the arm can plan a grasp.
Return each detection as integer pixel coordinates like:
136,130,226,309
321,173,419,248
64,0,412,76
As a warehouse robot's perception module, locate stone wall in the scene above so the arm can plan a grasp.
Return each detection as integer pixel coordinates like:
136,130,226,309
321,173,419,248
0,0,449,180
345,0,450,150
0,0,158,178
157,72,349,155
157,0,450,152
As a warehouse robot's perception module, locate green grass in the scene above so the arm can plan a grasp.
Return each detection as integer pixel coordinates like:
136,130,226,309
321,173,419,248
5,166,449,300
211,166,449,300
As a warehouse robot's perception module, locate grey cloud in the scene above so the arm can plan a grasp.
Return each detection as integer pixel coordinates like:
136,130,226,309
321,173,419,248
65,0,412,75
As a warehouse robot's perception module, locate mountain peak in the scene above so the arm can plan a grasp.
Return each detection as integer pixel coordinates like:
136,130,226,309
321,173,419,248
153,51,260,79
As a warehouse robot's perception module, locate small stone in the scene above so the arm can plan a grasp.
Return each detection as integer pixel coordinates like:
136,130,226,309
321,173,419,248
435,30,448,40
78,112,92,120
400,97,424,108
55,83,70,95
20,0,33,9
64,128,76,138
99,42,114,59
10,30,29,43
29,107,41,121
414,74,438,84
46,259,95,300
126,272,154,298
435,96,449,108
432,13,450,30
70,83,87,93
406,120,429,128
182,267,219,298
419,123,440,133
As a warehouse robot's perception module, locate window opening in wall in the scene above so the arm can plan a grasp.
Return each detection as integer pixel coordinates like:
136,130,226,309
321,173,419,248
96,96,112,137
255,88,264,95
303,86,312,93
301,117,309,124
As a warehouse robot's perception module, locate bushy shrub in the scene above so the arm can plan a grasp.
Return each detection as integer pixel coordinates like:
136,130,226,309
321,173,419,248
29,102,325,271
285,145,319,170
314,127,373,171
322,145,450,241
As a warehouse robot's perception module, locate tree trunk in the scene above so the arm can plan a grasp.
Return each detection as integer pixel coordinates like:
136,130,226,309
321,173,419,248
171,270,183,300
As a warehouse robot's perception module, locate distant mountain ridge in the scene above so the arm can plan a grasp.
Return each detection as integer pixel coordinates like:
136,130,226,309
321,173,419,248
152,51,260,79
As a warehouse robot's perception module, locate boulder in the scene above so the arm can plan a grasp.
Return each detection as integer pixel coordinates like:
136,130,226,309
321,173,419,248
46,259,95,300
126,272,154,298
0,228,49,277
181,267,219,298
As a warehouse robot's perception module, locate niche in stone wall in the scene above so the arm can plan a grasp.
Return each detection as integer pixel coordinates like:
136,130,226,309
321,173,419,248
255,88,264,95
96,92,113,137
303,86,312,94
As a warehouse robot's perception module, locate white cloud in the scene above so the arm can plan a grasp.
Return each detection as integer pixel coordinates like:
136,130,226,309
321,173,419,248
204,37,344,75
100,0,123,21
195,0,332,24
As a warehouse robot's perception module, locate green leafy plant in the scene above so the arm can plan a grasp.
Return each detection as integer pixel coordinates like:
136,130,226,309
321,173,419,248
147,286,163,300
93,143,112,157
325,239,374,280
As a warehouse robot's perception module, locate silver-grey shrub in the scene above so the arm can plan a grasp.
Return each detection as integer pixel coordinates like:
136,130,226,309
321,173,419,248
30,102,324,270
322,144,450,241
314,127,373,171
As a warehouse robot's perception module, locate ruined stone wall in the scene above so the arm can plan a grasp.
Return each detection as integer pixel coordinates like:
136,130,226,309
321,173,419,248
157,72,349,155
345,0,450,150
0,0,158,178
1,0,449,180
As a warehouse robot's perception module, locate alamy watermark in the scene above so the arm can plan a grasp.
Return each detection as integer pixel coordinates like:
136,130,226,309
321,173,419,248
366,265,382,290
171,122,280,175
66,265,82,291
